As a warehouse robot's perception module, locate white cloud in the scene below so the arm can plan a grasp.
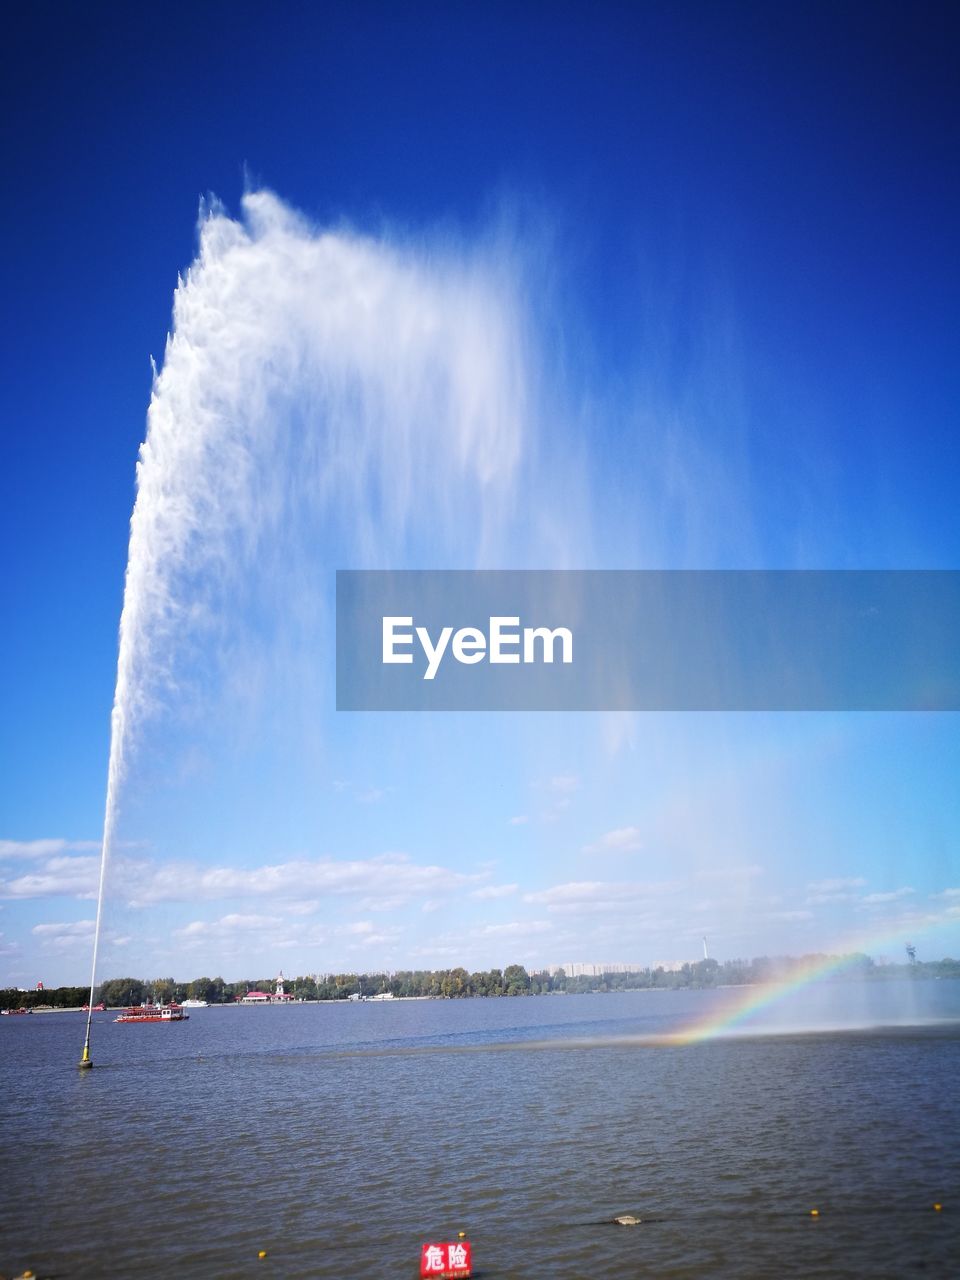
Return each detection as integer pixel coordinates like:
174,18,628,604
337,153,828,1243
0,856,103,900
0,847,480,909
175,913,285,950
173,912,403,957
861,887,915,906
285,900,319,916
0,839,100,861
473,920,551,938
523,879,680,912
547,775,579,794
32,920,96,938
178,912,283,936
128,852,477,907
357,787,388,805
337,921,375,936
582,826,643,855
29,919,128,952
359,894,417,912
335,920,402,949
694,864,764,883
470,884,518,900
508,815,529,825
807,877,867,893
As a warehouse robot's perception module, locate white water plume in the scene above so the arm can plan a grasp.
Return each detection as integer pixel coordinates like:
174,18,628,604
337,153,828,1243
84,190,561,1032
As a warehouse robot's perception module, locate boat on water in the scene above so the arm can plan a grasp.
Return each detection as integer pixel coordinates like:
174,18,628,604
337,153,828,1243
114,1003,189,1023
180,998,209,1008
81,1002,106,1012
1,1007,31,1016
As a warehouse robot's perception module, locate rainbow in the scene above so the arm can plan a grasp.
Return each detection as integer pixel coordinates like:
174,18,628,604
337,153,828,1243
671,914,952,1046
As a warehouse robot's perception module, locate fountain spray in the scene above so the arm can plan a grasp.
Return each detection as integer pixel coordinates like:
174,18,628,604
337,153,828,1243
77,190,538,1068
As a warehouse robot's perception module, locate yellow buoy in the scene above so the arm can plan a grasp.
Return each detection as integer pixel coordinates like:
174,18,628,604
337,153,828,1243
810,1208,819,1217
933,1203,942,1212
258,1250,267,1258
458,1231,466,1239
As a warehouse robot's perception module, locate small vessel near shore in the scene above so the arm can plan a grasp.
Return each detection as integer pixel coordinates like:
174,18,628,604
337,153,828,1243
1,1006,31,1016
114,1003,189,1023
180,998,209,1008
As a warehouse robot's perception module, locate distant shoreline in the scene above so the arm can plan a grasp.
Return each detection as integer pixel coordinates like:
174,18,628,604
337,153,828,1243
11,975,959,1016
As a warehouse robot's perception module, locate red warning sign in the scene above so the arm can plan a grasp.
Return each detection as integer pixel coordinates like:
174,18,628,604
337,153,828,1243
419,1240,472,1278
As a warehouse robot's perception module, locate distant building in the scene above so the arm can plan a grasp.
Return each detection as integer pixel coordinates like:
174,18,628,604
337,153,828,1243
237,971,295,1003
544,962,646,978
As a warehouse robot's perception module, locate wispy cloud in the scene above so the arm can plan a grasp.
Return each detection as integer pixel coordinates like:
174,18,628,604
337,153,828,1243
0,849,479,907
335,919,401,948
808,877,868,893
473,920,551,937
471,883,518,900
547,775,579,794
0,839,100,861
582,825,643,855
31,920,130,952
861,887,915,906
0,856,103,900
175,913,285,951
534,774,581,822
805,876,868,905
524,879,681,913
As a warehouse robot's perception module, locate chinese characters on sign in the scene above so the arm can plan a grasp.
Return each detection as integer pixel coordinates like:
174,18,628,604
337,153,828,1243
420,1240,472,1278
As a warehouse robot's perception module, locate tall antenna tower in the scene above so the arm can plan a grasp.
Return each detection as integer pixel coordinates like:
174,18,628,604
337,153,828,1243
702,936,709,961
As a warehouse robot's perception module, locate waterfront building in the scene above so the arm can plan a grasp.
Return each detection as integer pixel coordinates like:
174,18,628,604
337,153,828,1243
237,971,295,1003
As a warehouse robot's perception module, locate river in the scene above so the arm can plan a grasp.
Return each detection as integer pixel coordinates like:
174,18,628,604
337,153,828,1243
2,983,958,1277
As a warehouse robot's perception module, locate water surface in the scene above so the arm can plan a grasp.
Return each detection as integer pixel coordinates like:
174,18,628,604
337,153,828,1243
2,985,958,1278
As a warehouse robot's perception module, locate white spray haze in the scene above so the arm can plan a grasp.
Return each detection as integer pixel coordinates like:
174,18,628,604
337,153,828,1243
83,190,551,1044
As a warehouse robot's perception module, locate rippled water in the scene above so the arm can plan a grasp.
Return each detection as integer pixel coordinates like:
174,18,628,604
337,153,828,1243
2,984,958,1278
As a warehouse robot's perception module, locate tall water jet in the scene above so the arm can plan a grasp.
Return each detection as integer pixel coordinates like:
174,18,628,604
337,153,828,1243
80,190,541,1065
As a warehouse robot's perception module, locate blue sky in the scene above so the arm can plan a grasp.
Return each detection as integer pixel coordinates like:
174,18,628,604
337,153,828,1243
1,2,958,986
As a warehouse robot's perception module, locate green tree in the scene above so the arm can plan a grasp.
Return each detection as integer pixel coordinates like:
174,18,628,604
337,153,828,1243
97,977,146,1007
503,964,530,995
151,977,177,1004
189,977,214,1002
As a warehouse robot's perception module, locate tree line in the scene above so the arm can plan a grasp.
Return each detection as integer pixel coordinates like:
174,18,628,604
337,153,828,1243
3,953,957,1011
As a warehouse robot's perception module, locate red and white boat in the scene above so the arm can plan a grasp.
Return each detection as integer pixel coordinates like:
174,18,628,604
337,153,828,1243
114,1003,189,1023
